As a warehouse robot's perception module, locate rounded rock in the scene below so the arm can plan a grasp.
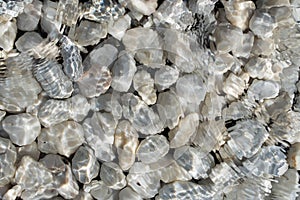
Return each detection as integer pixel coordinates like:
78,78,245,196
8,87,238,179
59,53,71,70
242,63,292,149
2,113,41,146
100,162,127,190
136,135,169,164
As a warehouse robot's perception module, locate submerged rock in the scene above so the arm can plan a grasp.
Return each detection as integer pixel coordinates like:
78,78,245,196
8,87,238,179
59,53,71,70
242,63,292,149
0,137,17,186
2,113,41,146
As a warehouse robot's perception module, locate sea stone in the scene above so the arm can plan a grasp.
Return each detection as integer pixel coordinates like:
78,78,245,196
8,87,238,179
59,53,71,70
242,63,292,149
223,177,267,200
108,14,131,40
200,91,226,121
209,162,241,190
83,116,116,162
119,187,142,200
244,57,274,79
14,156,54,190
222,0,255,31
222,101,252,121
232,31,254,58
40,0,61,34
269,169,300,199
77,65,112,98
16,142,40,163
136,135,169,164
0,111,5,122
175,74,207,105
72,146,100,184
0,19,17,51
83,44,118,72
133,70,157,105
157,90,183,129
15,31,43,52
2,113,41,146
227,120,269,160
17,0,42,31
174,146,214,179
154,65,179,91
33,59,74,99
0,55,42,112
38,99,70,128
159,161,192,183
111,52,137,92
243,146,288,177
193,119,227,153
2,185,22,200
153,0,194,30
157,181,212,200
0,137,17,186
124,0,158,16
122,93,164,135
56,164,79,199
100,162,127,190
78,44,118,98
122,27,162,55
83,180,113,200
114,120,139,170
41,154,80,199
249,10,276,38
127,164,161,198
223,73,249,100
248,80,280,102
214,24,243,54
39,154,66,174
75,20,107,46
252,37,275,56
169,113,199,148
288,143,300,170
68,94,91,122
38,121,85,157
59,35,83,81
163,29,196,73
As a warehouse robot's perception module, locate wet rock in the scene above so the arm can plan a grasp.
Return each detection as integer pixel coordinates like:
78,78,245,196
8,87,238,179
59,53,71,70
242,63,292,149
38,99,70,128
17,0,42,31
83,180,113,200
174,146,214,179
243,146,288,177
249,10,276,38
83,112,117,162
0,19,17,51
114,120,139,171
175,74,206,105
16,142,40,163
111,52,137,92
108,14,131,40
75,20,107,46
136,135,169,164
157,90,183,129
169,113,199,148
119,187,142,200
154,65,179,91
15,32,43,52
38,121,85,157
100,162,126,190
0,137,17,186
124,0,158,16
14,156,54,194
2,113,41,146
72,146,100,184
133,70,157,105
